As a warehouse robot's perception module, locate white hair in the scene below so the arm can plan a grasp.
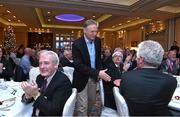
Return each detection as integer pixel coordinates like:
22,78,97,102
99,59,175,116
112,51,123,58
39,50,59,65
137,40,164,66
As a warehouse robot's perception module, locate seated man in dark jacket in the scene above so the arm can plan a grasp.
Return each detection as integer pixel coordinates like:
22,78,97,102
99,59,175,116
0,47,13,81
120,40,177,116
21,50,72,116
60,49,74,67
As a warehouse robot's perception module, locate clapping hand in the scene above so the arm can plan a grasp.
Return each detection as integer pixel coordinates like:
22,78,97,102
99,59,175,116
21,80,39,99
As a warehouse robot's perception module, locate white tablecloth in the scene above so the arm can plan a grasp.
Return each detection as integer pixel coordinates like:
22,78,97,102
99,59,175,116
0,81,33,117
168,76,180,111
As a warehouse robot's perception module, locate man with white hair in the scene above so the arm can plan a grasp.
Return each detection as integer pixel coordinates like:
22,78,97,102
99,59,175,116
120,40,177,116
21,50,72,116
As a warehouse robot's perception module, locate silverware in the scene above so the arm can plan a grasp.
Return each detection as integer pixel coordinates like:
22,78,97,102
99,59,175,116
0,108,10,111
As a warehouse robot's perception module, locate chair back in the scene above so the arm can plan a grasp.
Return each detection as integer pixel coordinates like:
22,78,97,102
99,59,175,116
63,66,74,83
14,65,28,82
29,67,40,82
99,79,104,106
113,87,129,116
62,88,77,117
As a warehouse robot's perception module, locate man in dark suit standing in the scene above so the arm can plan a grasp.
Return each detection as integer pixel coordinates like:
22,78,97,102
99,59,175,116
120,40,177,116
21,50,72,116
72,19,111,116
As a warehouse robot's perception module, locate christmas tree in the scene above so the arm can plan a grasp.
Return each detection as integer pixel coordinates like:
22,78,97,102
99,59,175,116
4,25,16,51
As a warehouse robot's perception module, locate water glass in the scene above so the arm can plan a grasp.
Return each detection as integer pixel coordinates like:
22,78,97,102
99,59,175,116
0,79,7,90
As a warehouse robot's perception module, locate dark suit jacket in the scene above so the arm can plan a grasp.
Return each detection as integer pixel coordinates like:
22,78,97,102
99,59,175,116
103,62,123,110
72,36,102,92
120,68,177,116
22,70,72,116
60,56,74,67
0,57,13,81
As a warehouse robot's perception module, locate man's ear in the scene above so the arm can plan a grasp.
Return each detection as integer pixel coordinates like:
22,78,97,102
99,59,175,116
140,56,144,63
139,56,145,66
54,65,58,69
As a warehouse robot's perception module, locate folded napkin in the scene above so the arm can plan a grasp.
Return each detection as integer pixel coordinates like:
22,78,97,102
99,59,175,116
0,97,16,110
0,90,16,102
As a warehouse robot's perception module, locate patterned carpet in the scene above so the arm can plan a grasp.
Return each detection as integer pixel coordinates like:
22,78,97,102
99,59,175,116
91,91,102,116
74,91,102,116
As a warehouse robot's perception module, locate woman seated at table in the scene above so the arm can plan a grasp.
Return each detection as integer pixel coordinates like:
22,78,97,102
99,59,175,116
0,47,14,81
102,51,123,115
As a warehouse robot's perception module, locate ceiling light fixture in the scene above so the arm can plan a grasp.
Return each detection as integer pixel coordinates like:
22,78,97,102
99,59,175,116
0,4,3,7
127,20,131,23
13,16,16,18
7,10,11,13
48,19,51,22
136,17,140,19
55,14,85,22
47,11,51,14
8,19,11,22
18,20,21,22
119,23,122,26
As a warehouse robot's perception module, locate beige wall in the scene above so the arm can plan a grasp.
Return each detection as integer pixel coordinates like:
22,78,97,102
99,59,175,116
103,31,114,48
15,30,27,47
175,18,180,47
0,27,4,46
126,28,141,48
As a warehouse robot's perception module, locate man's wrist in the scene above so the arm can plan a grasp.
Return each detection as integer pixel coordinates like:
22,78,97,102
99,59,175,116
33,92,40,100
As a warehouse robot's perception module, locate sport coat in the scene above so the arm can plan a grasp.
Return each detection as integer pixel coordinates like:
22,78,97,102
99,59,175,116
72,36,102,92
22,70,72,116
120,68,177,116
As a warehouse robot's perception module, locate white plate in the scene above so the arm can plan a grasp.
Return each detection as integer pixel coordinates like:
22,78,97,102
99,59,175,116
0,97,16,110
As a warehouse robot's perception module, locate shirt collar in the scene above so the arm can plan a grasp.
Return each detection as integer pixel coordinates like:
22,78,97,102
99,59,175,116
84,35,93,44
44,70,57,86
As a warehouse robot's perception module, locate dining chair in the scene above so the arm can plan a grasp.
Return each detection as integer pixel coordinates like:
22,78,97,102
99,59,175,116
62,66,74,83
113,87,129,116
99,79,104,106
29,67,40,82
62,88,77,117
99,80,119,117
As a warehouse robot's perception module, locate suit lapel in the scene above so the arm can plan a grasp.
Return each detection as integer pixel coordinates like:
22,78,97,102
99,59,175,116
80,37,91,65
43,72,58,95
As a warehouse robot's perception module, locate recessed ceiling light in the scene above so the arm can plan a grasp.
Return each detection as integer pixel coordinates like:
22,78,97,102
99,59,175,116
127,20,131,23
13,16,16,18
156,20,161,23
18,20,21,22
119,23,122,26
92,15,96,18
7,10,11,13
47,11,51,14
48,19,51,22
136,17,140,19
8,19,11,22
71,30,74,33
55,14,85,22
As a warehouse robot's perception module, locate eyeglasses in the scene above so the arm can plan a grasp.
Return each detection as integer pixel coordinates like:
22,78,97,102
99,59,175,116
175,96,180,100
